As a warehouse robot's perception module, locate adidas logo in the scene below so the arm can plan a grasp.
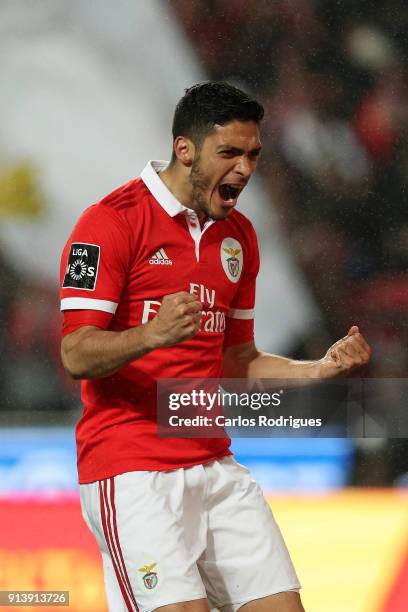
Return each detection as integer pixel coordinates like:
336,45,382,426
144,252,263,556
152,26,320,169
149,248,173,265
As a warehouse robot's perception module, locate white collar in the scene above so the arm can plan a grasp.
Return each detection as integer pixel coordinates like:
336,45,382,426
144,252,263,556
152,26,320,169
140,160,191,217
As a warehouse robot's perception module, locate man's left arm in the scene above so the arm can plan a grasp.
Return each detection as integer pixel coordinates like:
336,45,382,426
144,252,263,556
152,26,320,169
222,325,371,380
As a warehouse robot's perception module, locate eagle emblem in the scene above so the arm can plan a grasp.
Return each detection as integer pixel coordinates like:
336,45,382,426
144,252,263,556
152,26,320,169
223,247,241,278
138,563,158,590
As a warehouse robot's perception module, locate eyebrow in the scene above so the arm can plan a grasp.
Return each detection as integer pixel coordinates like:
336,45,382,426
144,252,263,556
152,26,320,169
216,145,263,155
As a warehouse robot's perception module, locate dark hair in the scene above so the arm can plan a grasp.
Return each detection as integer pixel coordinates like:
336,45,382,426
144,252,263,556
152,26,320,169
171,81,264,159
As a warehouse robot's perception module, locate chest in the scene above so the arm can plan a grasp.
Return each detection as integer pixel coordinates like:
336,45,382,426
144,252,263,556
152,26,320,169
126,213,246,310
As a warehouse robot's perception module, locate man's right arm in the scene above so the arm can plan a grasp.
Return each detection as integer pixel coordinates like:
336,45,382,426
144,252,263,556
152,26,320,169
61,292,202,380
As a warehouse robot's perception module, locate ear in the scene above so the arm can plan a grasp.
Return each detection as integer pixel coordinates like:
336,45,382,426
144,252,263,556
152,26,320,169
173,136,195,167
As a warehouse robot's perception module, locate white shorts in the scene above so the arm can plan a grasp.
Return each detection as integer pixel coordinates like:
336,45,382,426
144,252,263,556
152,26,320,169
80,457,300,612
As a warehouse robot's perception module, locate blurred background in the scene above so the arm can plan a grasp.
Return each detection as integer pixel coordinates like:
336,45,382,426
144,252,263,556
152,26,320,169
1,0,408,610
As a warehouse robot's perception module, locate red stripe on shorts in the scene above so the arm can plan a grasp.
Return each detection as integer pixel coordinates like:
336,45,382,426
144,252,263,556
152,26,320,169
99,480,137,612
109,478,139,611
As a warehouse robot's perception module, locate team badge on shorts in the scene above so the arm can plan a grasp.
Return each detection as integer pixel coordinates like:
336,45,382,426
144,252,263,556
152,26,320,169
221,237,243,283
138,563,158,590
62,242,100,290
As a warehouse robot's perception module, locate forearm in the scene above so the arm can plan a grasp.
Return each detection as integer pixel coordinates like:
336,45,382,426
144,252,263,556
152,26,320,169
223,329,371,382
223,341,319,380
61,323,159,380
247,351,318,379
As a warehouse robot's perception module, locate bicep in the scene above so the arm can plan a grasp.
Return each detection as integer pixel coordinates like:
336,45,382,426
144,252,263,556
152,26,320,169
223,222,259,349
222,340,260,377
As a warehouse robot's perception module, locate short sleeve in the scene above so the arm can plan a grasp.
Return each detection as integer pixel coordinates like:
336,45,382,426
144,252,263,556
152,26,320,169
60,204,131,324
224,222,260,347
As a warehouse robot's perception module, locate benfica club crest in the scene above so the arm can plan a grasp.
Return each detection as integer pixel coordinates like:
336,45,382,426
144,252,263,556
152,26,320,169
220,237,243,283
224,248,241,278
138,563,158,590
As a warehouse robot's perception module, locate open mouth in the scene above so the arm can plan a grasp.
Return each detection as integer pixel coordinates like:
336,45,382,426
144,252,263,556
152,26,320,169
218,183,242,204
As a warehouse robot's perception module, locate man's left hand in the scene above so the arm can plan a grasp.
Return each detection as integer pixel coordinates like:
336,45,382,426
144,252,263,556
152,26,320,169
315,326,371,378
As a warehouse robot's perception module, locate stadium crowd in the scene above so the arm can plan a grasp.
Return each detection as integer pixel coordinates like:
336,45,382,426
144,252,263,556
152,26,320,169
1,0,408,484
0,249,76,420
173,0,408,484
173,0,408,377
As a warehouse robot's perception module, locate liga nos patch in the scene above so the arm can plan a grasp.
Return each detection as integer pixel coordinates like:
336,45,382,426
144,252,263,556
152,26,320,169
63,242,100,290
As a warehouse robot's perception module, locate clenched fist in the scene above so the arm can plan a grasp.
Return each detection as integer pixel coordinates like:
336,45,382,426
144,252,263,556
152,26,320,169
316,325,371,378
147,291,202,348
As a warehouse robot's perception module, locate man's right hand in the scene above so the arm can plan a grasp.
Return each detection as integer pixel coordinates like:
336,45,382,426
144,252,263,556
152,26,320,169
147,292,202,348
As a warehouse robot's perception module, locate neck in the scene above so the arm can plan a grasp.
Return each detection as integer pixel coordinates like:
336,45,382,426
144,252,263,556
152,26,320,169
159,162,203,218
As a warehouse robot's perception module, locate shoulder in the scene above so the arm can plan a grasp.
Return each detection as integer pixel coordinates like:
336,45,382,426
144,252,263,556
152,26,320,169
98,177,147,210
78,177,149,230
98,177,149,218
226,209,258,247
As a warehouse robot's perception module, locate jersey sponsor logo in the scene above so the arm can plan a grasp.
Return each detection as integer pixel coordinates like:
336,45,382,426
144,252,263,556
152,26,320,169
62,243,100,291
138,563,158,590
149,248,173,265
142,298,226,333
190,283,215,309
221,237,243,283
142,300,162,324
201,309,226,333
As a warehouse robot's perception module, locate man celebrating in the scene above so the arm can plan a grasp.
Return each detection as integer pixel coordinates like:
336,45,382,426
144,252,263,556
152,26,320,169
60,82,370,612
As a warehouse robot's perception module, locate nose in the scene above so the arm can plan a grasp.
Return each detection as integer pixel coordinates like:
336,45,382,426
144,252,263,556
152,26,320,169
235,156,254,180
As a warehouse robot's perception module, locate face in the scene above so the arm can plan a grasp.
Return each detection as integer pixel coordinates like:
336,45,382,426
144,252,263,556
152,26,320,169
189,120,262,220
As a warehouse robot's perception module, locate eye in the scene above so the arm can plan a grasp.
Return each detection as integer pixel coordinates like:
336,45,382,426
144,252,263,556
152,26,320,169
250,151,261,159
219,150,236,158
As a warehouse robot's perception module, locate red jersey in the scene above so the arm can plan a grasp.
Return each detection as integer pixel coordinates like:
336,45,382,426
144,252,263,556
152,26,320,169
60,161,259,483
